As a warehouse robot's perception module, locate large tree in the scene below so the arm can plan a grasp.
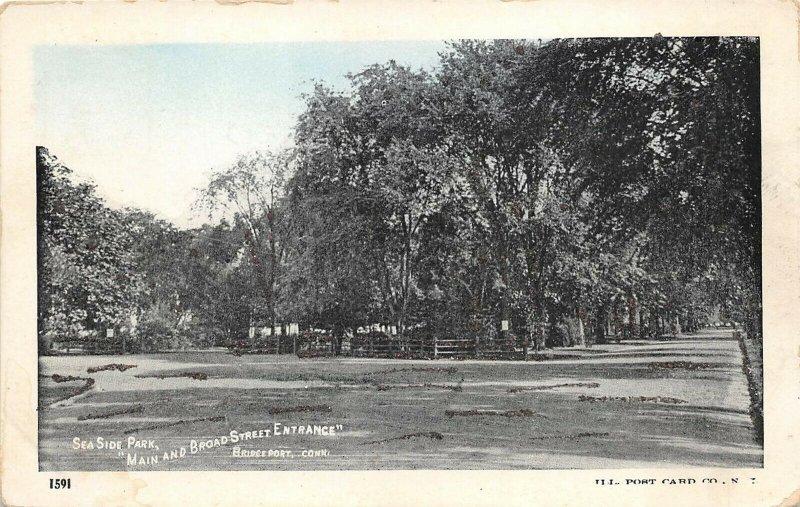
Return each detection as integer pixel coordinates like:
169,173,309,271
37,147,141,351
197,150,293,328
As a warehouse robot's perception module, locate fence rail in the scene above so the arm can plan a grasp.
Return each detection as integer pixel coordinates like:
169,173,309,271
290,334,527,360
52,333,534,359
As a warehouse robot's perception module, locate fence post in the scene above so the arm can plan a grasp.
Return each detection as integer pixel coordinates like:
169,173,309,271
434,336,438,359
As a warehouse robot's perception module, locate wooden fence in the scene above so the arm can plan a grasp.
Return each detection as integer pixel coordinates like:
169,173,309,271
51,338,125,355
232,335,299,355
347,335,478,359
292,333,529,360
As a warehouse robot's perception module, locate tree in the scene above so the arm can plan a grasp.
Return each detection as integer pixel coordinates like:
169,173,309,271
37,147,141,351
289,64,465,338
197,150,292,328
38,37,761,354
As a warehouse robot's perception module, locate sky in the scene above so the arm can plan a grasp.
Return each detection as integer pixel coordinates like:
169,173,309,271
34,41,447,228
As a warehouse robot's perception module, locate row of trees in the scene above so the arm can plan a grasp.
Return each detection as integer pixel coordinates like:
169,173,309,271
38,37,761,353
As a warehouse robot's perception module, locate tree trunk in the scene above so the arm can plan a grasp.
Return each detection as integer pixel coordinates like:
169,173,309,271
593,305,607,345
628,295,639,340
398,232,412,348
649,309,659,340
576,307,586,347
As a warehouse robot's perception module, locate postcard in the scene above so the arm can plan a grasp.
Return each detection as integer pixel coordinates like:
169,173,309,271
1,1,798,506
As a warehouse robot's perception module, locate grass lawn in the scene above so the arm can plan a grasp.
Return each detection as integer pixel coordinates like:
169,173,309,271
38,329,762,470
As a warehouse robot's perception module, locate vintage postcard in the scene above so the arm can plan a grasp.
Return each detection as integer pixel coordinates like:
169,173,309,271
1,1,798,506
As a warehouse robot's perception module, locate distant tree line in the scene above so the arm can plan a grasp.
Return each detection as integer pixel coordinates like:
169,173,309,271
37,37,761,354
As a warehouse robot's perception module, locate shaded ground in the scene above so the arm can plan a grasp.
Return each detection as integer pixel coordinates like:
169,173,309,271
39,329,762,470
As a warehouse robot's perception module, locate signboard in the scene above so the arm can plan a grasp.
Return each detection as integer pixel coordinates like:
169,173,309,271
106,328,114,338
501,320,509,331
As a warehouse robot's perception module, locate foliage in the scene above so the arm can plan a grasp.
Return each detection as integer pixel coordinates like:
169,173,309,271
37,147,142,351
37,37,762,353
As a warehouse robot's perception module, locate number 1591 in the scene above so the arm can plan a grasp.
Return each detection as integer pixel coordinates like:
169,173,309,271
49,478,70,489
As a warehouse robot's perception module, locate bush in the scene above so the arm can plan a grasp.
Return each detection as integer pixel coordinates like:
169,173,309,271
546,323,569,348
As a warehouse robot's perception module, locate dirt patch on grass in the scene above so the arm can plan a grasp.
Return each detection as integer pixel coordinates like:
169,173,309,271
87,363,137,374
363,432,444,445
508,382,599,393
376,383,462,392
268,404,332,415
445,408,541,418
362,366,458,377
530,431,610,441
528,353,585,361
135,372,208,380
647,361,714,370
48,374,96,404
261,373,364,384
578,395,687,404
124,415,225,434
691,375,726,381
78,405,144,421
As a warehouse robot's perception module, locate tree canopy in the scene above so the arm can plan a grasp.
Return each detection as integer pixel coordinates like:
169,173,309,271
37,37,761,353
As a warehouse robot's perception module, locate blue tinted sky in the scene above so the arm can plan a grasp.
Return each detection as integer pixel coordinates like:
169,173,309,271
35,41,446,227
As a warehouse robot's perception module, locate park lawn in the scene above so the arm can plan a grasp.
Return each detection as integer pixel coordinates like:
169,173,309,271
38,330,762,471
